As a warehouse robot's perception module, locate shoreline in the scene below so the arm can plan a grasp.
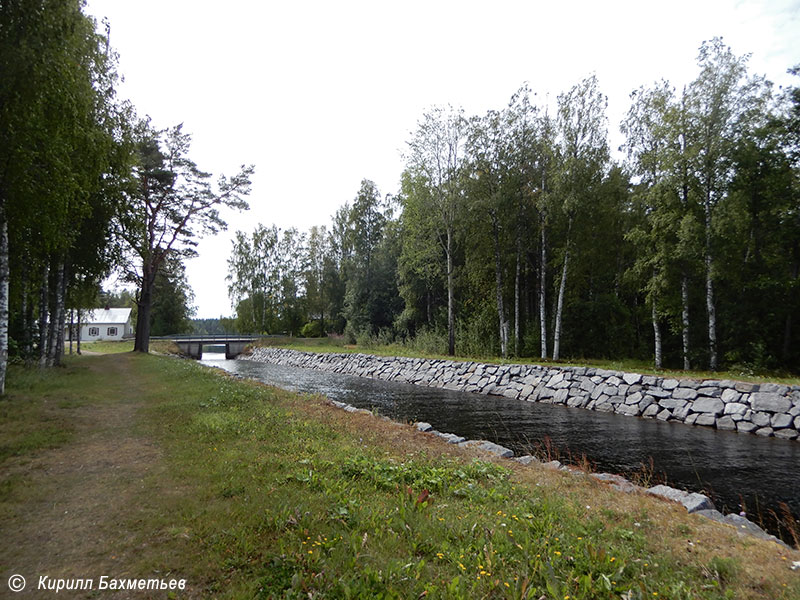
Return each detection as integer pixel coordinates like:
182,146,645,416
235,347,796,547
241,346,800,442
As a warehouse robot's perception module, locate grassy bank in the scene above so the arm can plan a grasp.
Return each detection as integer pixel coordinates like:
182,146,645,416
252,336,800,386
1,353,798,598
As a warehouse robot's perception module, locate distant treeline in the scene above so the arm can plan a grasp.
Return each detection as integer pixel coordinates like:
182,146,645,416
191,318,237,336
227,39,798,373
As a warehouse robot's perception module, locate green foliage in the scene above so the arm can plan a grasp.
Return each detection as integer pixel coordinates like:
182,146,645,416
300,320,323,338
149,256,196,336
226,225,306,335
224,42,799,373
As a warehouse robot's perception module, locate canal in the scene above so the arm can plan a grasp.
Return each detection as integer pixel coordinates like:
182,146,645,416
201,354,799,541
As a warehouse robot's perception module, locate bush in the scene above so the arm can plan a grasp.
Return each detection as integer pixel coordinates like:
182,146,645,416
403,327,447,355
300,320,323,338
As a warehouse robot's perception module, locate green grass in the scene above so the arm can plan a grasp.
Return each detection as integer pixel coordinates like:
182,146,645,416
1,353,797,599
76,339,134,353
255,336,800,385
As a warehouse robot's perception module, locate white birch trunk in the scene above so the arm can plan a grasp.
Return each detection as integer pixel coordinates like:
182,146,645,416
514,240,521,357
704,201,717,370
55,273,66,366
705,254,717,370
552,241,570,361
681,273,691,371
652,299,662,369
0,212,9,395
46,260,64,367
77,309,82,355
38,264,49,368
491,213,508,358
539,217,547,359
446,227,455,356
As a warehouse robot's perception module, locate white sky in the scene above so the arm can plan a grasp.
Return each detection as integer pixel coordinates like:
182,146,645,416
86,0,799,319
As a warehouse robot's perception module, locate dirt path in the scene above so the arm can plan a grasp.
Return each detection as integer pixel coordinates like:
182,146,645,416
0,354,166,598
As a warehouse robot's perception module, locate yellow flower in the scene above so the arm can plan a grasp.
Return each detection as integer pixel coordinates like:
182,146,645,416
504,582,510,588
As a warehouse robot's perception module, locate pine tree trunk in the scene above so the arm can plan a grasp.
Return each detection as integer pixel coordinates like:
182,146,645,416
652,298,662,369
135,265,154,353
446,226,455,356
0,209,9,395
38,264,49,368
69,309,74,354
539,216,547,360
681,272,691,371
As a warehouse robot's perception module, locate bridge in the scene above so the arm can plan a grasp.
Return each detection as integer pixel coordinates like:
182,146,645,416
151,334,267,359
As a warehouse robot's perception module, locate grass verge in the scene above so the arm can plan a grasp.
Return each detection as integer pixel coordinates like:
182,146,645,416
0,353,798,598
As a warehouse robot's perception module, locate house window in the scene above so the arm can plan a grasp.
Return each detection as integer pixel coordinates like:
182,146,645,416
88,327,99,336
107,327,118,336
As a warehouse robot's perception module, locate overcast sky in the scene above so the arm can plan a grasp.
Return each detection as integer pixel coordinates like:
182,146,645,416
86,0,799,319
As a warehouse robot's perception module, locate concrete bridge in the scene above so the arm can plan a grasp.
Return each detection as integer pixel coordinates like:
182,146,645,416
152,335,266,359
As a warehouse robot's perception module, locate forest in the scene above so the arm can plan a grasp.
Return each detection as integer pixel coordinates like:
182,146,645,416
227,41,800,374
0,1,252,392
1,2,799,403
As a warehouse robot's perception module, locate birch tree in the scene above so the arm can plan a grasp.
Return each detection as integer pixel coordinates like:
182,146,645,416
552,75,609,360
686,38,765,370
406,106,467,355
622,81,677,368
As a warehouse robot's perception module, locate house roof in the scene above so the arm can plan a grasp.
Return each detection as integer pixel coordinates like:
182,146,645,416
84,308,132,325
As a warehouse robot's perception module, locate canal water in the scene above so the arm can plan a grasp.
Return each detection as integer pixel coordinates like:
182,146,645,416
201,354,799,540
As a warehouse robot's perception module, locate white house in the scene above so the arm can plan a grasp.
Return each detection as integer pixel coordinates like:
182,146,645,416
70,308,134,341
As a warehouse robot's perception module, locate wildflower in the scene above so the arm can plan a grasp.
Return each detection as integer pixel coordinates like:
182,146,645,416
554,551,561,556
504,582,510,588
610,557,616,562
458,562,466,571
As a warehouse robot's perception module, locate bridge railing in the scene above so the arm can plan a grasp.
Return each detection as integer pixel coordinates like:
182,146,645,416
149,334,278,343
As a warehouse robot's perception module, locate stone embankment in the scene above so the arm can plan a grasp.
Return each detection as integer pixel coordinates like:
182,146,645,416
242,347,800,441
